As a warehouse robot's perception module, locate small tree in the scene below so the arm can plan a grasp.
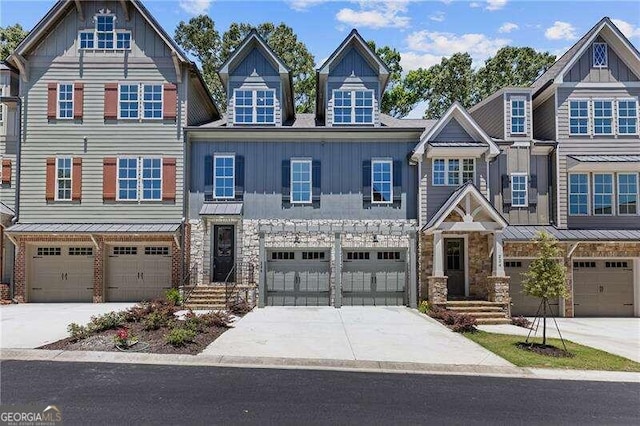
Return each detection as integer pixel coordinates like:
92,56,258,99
521,231,568,346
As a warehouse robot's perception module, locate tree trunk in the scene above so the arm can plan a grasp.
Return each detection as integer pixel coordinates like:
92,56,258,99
542,297,547,346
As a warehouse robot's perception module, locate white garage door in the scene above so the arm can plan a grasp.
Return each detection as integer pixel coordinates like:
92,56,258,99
106,245,172,302
266,250,330,306
29,246,94,302
573,260,634,317
506,260,559,317
342,250,406,306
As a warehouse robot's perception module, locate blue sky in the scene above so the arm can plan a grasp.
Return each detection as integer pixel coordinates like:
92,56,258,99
2,0,639,116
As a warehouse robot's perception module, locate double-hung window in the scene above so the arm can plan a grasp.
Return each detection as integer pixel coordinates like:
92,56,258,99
57,83,74,119
618,99,637,134
143,85,162,119
568,174,589,215
119,84,139,119
593,173,613,215
510,99,526,134
213,155,235,199
290,159,312,204
447,159,460,186
372,160,392,204
433,159,446,185
617,173,638,215
510,174,528,207
462,159,475,183
96,15,115,49
119,84,163,119
233,89,275,124
432,159,474,186
141,158,162,200
117,158,139,200
569,100,589,135
592,42,608,67
117,157,162,201
332,90,374,124
593,100,613,135
55,158,72,201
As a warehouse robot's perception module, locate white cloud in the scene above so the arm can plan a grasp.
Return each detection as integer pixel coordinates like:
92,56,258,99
400,51,444,70
498,22,519,33
336,1,411,29
486,0,507,11
545,21,577,40
469,2,481,8
430,11,446,22
612,18,640,39
178,0,212,15
287,0,329,11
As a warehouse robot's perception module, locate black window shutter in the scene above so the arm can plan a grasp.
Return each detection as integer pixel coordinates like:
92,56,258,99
528,174,538,205
362,160,372,202
282,160,291,203
501,174,511,208
393,160,402,203
235,155,245,199
204,155,213,201
312,160,321,203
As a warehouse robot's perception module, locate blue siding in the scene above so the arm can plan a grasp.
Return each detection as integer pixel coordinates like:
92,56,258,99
231,48,279,77
189,140,417,220
331,47,377,77
432,118,476,142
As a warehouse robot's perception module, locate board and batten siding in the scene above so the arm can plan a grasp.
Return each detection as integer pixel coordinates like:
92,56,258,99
329,47,377,77
533,95,556,141
504,92,532,140
564,36,640,84
432,119,475,142
1,72,19,210
189,138,417,221
326,79,380,127
469,94,504,139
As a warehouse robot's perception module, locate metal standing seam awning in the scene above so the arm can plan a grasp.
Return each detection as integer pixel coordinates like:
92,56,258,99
567,155,640,172
199,202,243,216
502,226,640,241
5,223,182,234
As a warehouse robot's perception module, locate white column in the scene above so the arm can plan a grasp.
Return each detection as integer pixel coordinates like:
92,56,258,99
493,231,505,277
433,231,444,276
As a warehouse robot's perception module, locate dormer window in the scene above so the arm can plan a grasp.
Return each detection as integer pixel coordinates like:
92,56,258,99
233,89,275,124
333,90,374,124
78,11,131,51
593,42,608,67
510,99,526,135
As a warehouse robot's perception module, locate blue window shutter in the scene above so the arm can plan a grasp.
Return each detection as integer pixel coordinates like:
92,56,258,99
235,155,245,199
393,160,402,203
282,160,291,203
529,174,538,205
362,160,372,202
204,155,213,201
312,160,321,203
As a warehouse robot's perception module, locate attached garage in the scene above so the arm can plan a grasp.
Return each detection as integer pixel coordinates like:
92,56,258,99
506,260,559,317
573,260,634,317
28,245,94,302
106,245,173,302
342,250,406,306
265,250,330,306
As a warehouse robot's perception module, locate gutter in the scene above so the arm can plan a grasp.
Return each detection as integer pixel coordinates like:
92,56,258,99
184,126,427,133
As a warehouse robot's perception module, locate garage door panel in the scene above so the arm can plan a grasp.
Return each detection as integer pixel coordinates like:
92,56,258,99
266,250,330,306
506,260,559,317
574,260,634,317
342,250,406,306
29,246,94,303
107,245,172,302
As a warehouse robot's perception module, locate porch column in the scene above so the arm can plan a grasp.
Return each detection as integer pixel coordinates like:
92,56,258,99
408,231,417,308
334,232,342,308
433,231,444,276
428,231,448,304
487,230,509,308
258,232,266,308
492,231,505,277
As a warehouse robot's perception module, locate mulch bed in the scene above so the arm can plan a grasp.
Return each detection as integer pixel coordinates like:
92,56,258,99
516,342,574,358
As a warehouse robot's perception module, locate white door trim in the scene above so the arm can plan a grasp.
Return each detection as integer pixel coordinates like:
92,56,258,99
442,233,469,297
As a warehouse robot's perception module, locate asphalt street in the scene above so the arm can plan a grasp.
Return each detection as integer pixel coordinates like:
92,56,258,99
1,360,639,425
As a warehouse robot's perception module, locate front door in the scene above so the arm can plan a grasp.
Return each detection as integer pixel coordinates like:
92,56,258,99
213,225,234,282
445,238,465,298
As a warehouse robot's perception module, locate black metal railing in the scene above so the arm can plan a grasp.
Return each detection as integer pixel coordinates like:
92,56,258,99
180,264,199,304
225,262,255,306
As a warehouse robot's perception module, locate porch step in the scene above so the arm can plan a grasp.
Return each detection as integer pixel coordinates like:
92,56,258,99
446,301,504,307
445,300,510,323
474,318,512,325
183,285,229,310
461,311,510,318
447,306,504,313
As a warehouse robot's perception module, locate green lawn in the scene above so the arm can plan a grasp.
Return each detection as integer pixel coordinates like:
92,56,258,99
464,331,640,372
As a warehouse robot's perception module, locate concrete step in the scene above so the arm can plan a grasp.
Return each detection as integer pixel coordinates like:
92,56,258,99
184,305,226,311
458,311,509,318
186,298,227,304
447,306,504,313
446,301,505,307
474,318,512,325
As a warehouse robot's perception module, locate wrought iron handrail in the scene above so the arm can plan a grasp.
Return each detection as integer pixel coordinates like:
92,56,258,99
224,264,237,305
180,264,198,304
224,262,255,306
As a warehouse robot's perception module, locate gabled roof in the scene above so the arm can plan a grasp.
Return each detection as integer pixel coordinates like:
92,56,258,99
411,102,500,161
531,17,640,95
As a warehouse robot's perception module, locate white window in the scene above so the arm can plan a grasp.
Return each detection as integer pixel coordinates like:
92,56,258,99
617,173,638,215
78,13,131,51
213,155,235,199
569,100,589,135
447,159,460,185
79,31,94,49
432,158,474,186
116,32,131,50
143,84,162,119
55,157,72,201
618,99,638,134
233,89,275,124
119,84,139,119
118,83,165,120
462,159,475,183
117,157,162,201
510,99,526,134
372,159,393,204
57,83,74,119
433,159,446,185
96,15,115,49
291,159,312,204
332,90,374,124
592,42,608,67
593,100,613,135
593,173,613,215
569,173,589,215
511,174,528,207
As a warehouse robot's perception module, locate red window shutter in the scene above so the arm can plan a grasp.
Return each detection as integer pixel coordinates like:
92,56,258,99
162,157,176,201
45,158,56,201
163,83,177,120
47,83,57,119
74,83,84,119
1,159,11,184
72,157,82,201
104,83,118,119
103,157,117,200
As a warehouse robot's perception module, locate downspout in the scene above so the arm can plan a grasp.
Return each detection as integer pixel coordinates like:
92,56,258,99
181,67,189,286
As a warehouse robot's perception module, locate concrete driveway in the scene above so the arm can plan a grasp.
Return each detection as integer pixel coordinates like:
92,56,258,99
480,318,640,362
202,307,511,366
1,303,135,349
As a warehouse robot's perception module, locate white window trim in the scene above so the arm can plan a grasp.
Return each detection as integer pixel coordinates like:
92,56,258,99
371,159,393,205
510,98,527,135
54,157,73,202
568,173,590,216
568,98,590,136
117,83,140,120
212,154,236,200
432,158,475,186
232,88,276,125
78,31,95,49
592,99,614,136
617,172,639,216
510,173,528,207
142,84,164,120
56,82,74,120
78,13,131,51
462,158,476,183
115,157,163,202
331,89,375,125
617,98,639,135
140,157,163,201
290,158,312,204
592,42,608,68
592,173,615,216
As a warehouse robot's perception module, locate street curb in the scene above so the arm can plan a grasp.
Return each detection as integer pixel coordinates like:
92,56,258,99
2,348,639,383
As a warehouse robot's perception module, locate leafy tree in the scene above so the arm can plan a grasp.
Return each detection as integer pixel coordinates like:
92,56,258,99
521,231,568,346
420,53,475,119
1,24,28,60
368,41,414,118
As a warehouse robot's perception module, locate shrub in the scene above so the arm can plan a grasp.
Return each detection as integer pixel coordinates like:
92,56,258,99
165,288,182,306
512,316,532,329
184,315,204,333
200,311,233,328
88,311,125,332
451,314,477,333
227,299,253,316
418,300,430,314
123,304,149,323
143,311,173,331
68,323,91,341
165,328,196,347
124,300,177,323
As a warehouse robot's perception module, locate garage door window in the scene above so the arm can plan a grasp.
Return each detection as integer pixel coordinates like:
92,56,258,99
271,252,295,260
346,252,369,260
113,246,137,255
605,261,628,268
145,246,169,256
37,247,61,256
302,251,325,260
377,251,401,260
69,247,93,256
505,261,522,268
574,261,596,268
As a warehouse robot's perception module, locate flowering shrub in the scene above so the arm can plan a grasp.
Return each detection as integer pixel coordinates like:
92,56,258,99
428,306,477,333
511,316,532,329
